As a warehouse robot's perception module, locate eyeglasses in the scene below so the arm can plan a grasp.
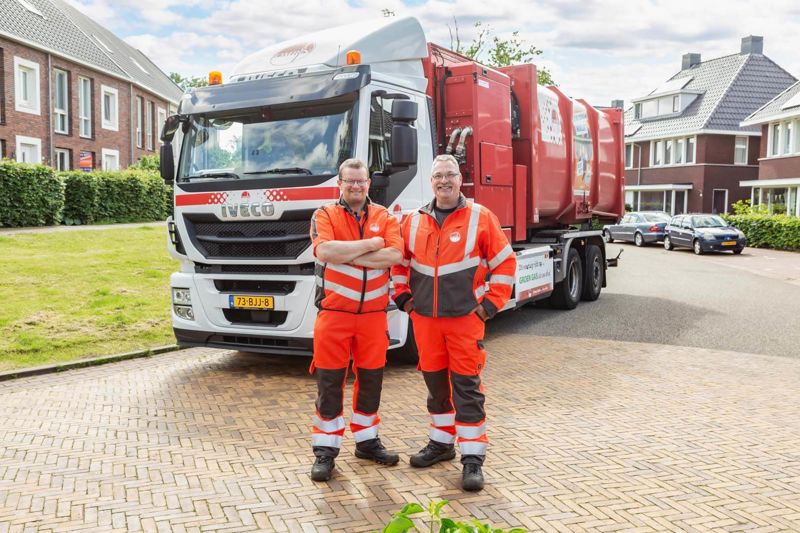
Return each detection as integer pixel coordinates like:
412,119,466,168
340,179,369,186
431,172,460,181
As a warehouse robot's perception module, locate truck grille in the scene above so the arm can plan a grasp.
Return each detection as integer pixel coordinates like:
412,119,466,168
185,217,311,260
222,309,289,326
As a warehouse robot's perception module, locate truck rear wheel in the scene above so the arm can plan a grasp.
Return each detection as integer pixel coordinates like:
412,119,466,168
581,244,603,301
550,248,582,310
388,318,419,365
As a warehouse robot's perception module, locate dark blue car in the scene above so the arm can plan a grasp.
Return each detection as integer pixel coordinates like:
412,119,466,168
664,214,747,255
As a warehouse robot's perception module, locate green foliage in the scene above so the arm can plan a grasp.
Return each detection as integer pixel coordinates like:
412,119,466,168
60,169,172,225
0,159,64,227
730,199,769,215
130,155,160,171
169,72,209,91
377,500,526,533
721,213,800,251
448,19,555,86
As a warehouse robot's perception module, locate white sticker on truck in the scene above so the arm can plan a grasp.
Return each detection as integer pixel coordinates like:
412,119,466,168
514,246,554,302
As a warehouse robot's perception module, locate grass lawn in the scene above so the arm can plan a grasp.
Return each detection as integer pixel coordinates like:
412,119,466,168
0,226,177,371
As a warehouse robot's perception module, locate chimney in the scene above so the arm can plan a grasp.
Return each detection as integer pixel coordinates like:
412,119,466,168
611,99,624,109
741,35,763,55
682,53,701,70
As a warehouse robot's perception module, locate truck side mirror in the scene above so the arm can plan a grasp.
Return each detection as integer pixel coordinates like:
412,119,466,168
391,100,418,122
160,114,183,143
389,100,418,169
160,144,175,184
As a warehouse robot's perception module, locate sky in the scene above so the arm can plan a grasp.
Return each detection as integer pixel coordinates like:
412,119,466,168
65,0,800,109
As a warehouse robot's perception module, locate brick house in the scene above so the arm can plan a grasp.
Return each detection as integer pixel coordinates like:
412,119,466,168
0,0,182,171
738,81,800,217
623,36,796,215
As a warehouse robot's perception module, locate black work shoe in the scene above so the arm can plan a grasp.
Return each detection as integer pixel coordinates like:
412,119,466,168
354,438,400,465
462,463,484,491
310,456,335,481
409,441,456,468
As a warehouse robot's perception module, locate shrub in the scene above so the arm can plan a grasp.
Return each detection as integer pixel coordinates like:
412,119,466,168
129,155,160,171
722,213,800,251
378,500,526,533
0,159,64,227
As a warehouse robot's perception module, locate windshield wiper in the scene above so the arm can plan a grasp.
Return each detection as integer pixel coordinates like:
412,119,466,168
246,167,314,175
186,171,240,180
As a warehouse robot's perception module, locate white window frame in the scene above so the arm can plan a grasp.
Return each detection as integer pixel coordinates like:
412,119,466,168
734,136,748,165
672,95,679,113
634,103,641,119
783,122,793,156
146,100,154,151
15,135,42,164
53,69,69,134
101,148,120,170
652,140,663,166
664,139,672,165
54,148,71,171
79,77,92,138
101,85,119,131
769,123,780,156
14,56,40,115
675,138,685,164
624,143,633,169
794,119,800,154
157,107,167,145
136,96,143,148
686,136,696,164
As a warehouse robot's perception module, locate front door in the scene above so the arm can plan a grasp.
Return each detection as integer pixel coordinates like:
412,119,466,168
712,189,728,214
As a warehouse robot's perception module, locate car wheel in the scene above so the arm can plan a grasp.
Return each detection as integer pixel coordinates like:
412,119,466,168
580,244,603,302
604,230,614,243
733,248,743,255
693,239,704,255
634,232,645,247
550,248,582,310
664,235,674,251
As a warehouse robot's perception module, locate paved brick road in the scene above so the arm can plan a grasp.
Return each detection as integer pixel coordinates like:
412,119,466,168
1,335,800,532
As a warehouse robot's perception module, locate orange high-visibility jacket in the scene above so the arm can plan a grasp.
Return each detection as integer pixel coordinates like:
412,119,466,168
311,198,403,314
392,195,517,318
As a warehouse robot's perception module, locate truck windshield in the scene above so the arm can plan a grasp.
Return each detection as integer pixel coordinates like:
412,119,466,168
178,98,355,182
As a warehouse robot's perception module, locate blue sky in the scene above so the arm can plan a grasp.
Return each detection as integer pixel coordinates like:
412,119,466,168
66,0,800,108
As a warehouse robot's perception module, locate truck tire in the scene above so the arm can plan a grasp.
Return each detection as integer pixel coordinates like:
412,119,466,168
550,248,582,310
581,244,603,301
388,318,419,365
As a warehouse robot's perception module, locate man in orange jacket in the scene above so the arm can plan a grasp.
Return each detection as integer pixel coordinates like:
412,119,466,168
308,158,404,482
392,154,517,491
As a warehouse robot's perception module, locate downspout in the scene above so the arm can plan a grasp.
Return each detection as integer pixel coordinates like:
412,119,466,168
130,83,135,166
47,53,53,166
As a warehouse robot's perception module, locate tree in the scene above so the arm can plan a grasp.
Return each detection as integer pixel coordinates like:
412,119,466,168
169,72,208,91
448,19,555,86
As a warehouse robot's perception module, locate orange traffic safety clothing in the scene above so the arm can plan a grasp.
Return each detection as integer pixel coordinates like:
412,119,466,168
309,198,402,458
391,195,516,463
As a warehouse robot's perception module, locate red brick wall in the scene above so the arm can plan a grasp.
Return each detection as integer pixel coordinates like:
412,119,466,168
0,36,171,170
758,155,800,180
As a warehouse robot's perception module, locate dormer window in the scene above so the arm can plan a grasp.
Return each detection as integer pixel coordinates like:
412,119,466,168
632,77,698,120
672,95,680,113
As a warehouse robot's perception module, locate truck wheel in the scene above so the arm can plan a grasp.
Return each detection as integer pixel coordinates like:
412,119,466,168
581,245,603,302
388,318,418,365
550,248,582,310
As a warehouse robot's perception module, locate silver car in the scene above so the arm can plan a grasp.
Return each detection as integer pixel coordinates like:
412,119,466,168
603,211,671,246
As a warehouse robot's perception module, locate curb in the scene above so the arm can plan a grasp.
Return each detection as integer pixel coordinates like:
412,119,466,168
0,344,180,382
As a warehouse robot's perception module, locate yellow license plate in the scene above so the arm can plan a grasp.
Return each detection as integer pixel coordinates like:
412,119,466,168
229,295,274,309
722,241,736,246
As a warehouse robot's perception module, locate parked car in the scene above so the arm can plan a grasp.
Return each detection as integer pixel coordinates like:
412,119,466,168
603,211,671,246
663,214,747,255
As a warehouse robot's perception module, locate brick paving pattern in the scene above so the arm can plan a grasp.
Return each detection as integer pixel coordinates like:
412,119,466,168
1,335,799,532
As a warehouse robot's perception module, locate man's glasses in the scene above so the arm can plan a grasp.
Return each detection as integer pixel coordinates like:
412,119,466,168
431,172,460,181
340,179,369,186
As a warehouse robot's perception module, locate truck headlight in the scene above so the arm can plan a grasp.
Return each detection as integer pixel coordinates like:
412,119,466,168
174,305,195,321
172,287,192,304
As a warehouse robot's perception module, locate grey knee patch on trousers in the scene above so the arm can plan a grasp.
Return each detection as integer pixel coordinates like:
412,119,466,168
354,367,384,414
423,369,454,414
450,371,485,423
315,368,347,419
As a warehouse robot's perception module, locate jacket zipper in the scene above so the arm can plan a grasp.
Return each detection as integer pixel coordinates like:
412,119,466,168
356,207,368,314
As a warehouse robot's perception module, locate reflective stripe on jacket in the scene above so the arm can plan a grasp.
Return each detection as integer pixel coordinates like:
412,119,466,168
311,198,403,314
391,195,516,318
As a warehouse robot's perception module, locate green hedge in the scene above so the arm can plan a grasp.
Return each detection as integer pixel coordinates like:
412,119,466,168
60,170,172,225
0,160,65,227
722,213,800,251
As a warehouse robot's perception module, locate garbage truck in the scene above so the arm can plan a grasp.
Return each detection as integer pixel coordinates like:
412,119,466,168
159,16,624,361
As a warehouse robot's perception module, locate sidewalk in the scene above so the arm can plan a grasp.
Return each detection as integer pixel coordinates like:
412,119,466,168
0,220,165,235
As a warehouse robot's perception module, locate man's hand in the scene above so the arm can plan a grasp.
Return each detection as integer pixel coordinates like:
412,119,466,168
367,236,385,251
472,304,489,321
403,299,415,314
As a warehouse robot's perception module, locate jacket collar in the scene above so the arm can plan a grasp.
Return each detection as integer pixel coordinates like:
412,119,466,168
419,194,467,216
338,195,372,218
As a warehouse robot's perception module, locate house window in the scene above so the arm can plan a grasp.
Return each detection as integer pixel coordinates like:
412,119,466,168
734,136,748,165
770,123,780,156
686,137,695,163
14,56,40,115
55,148,71,170
101,85,118,131
672,95,679,113
146,101,154,150
15,135,42,163
664,140,672,165
624,144,633,169
53,69,69,134
79,77,92,138
0,139,6,158
101,148,120,170
136,96,143,148
634,103,641,119
675,139,684,164
795,119,800,154
653,141,662,166
783,122,792,155
157,107,167,145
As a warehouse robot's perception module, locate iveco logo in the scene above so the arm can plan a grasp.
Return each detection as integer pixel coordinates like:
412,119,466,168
220,202,275,218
